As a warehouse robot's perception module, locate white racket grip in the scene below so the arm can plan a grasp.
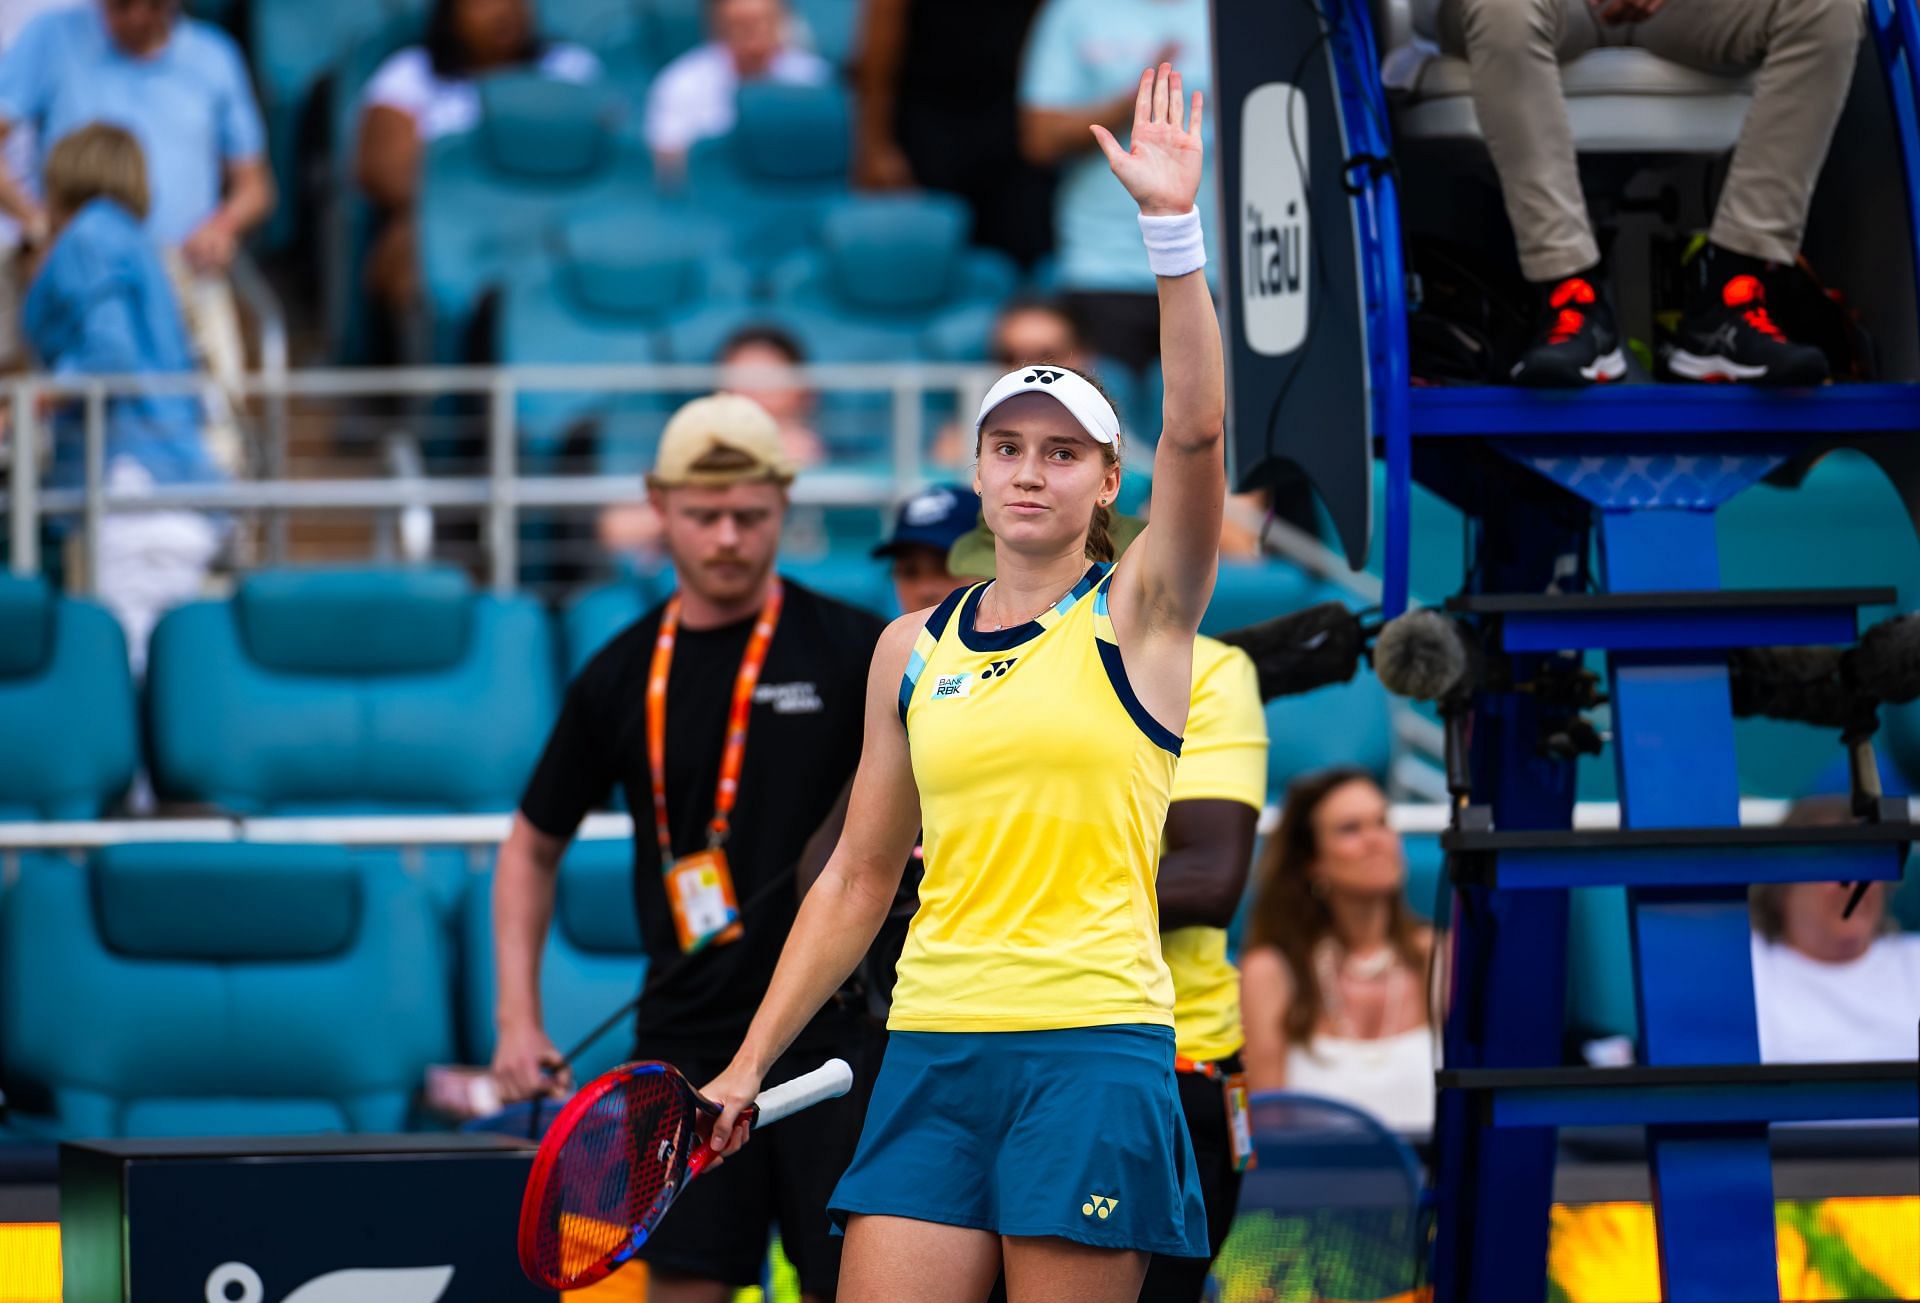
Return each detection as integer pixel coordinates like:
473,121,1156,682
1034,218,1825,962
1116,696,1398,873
753,1058,854,1126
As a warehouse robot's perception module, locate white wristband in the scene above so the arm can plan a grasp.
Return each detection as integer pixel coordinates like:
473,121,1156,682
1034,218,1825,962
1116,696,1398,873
1139,208,1206,278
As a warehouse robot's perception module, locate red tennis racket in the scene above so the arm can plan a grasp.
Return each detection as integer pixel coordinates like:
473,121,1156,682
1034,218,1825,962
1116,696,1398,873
517,1057,854,1290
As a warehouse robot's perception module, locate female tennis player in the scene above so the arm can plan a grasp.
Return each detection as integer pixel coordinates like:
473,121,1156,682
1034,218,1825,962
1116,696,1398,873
701,62,1223,1302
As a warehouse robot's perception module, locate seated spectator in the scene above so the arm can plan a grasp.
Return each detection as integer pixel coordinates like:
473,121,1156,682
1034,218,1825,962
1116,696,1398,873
853,0,1054,268
1240,767,1436,1132
599,330,821,563
643,0,831,181
989,293,1089,372
715,324,826,472
1750,796,1920,1063
356,0,601,314
1018,0,1213,370
872,483,983,614
0,0,274,474
930,295,1088,469
23,123,221,671
1433,0,1859,387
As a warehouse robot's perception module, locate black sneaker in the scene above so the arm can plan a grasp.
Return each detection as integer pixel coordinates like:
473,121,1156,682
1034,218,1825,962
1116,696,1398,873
1668,246,1828,386
1511,274,1627,388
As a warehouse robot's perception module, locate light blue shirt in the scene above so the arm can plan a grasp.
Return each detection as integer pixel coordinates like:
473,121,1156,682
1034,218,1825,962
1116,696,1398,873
23,198,218,488
0,6,265,244
1020,0,1216,293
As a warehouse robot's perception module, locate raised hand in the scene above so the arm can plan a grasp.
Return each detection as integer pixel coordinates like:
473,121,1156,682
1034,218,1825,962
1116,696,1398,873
1090,63,1205,218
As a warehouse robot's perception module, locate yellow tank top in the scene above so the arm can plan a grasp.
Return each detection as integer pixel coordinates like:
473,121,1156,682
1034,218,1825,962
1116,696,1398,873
1161,637,1268,1063
888,564,1181,1032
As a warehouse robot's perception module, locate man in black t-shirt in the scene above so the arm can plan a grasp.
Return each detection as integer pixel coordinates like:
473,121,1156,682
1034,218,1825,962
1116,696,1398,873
492,392,885,1303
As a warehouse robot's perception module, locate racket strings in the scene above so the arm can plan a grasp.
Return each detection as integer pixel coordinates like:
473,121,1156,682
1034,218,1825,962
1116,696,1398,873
526,1074,695,1287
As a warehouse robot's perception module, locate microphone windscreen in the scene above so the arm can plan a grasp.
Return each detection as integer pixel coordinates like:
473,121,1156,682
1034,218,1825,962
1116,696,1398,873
1373,608,1467,701
1214,601,1363,702
1729,645,1850,726
1849,612,1920,704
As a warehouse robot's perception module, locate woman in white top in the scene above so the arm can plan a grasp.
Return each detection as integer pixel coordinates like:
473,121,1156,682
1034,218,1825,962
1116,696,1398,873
1750,797,1920,1064
354,0,600,312
1240,767,1436,1132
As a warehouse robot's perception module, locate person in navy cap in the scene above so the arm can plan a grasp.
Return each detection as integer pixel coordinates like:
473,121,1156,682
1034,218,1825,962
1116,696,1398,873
873,483,986,615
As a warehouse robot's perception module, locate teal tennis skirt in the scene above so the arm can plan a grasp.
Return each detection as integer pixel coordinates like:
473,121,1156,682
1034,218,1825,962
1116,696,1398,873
828,1025,1209,1257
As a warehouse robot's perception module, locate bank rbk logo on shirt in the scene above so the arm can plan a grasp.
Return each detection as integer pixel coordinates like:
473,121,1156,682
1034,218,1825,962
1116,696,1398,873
932,673,973,700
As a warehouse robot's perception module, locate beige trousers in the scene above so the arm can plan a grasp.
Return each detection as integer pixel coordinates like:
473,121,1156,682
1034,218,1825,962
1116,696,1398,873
161,250,249,477
1435,0,1865,282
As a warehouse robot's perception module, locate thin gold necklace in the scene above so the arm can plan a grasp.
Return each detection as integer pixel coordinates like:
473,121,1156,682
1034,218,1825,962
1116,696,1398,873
981,578,1075,632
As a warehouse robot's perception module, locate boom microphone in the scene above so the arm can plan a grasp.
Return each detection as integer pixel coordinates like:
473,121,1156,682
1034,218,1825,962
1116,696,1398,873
1730,611,1920,727
1728,645,1852,727
1372,607,1476,703
1849,611,1920,705
1213,601,1365,703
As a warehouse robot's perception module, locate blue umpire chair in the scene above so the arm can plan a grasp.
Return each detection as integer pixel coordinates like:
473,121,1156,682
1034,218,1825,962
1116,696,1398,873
1210,1,1920,1298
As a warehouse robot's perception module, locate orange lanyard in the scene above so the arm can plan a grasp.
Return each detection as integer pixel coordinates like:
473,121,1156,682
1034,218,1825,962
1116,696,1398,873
646,581,784,864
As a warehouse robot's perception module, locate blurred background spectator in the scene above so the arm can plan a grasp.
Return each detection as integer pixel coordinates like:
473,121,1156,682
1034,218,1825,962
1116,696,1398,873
354,0,600,322
24,123,221,670
715,323,825,471
644,0,829,181
0,0,79,371
854,0,1053,269
0,0,272,474
598,329,823,565
1750,795,1920,1064
873,482,981,614
1240,766,1436,1133
1017,0,1213,371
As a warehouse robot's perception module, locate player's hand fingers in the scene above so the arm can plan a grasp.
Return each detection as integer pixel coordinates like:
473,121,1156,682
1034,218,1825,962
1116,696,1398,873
1152,62,1171,124
1132,66,1154,132
539,1055,573,1097
709,1098,748,1152
1089,123,1126,169
1169,69,1184,131
1189,90,1204,143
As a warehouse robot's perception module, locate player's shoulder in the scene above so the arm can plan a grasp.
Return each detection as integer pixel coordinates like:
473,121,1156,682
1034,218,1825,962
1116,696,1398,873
1191,634,1260,705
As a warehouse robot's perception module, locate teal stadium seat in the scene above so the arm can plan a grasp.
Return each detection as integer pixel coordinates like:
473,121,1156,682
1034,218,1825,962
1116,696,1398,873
0,844,450,1136
638,0,705,68
789,0,860,67
419,71,648,361
564,576,654,675
667,195,1018,462
1264,669,1396,794
536,0,654,88
683,80,855,281
461,840,648,1087
145,567,557,815
500,213,751,470
0,577,136,820
1202,558,1316,637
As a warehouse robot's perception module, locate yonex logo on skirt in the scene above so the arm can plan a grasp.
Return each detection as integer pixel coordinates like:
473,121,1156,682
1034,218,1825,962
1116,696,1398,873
1082,1194,1119,1219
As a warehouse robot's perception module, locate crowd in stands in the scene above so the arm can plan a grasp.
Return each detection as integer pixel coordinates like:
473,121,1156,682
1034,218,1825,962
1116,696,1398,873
0,0,1879,656
0,0,1912,1214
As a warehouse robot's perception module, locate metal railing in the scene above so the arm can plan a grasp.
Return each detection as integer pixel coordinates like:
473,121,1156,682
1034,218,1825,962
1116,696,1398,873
1,362,1005,590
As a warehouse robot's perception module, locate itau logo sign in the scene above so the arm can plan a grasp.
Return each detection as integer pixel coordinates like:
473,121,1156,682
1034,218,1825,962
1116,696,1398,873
206,1262,454,1303
1239,81,1310,357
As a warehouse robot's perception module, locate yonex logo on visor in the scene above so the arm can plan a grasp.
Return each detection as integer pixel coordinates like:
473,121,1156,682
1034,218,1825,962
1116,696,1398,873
975,366,1121,446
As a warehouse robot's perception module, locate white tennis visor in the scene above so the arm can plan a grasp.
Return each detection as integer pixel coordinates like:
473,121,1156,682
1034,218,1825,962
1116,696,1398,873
973,365,1120,445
